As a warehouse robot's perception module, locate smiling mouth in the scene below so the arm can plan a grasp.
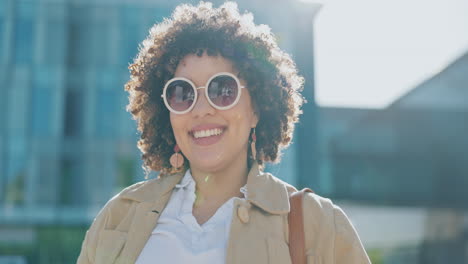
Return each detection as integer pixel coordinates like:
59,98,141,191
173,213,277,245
188,126,227,146
192,128,224,139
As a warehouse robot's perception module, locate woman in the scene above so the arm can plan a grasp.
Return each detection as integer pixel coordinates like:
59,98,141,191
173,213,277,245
77,2,371,263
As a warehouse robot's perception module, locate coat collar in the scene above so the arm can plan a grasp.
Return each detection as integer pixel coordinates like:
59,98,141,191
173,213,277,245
244,162,291,214
120,162,292,214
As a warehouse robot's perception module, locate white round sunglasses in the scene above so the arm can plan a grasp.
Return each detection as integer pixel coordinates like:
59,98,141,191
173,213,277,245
161,72,246,114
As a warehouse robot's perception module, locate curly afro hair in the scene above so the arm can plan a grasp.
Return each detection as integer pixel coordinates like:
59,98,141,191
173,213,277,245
125,1,305,176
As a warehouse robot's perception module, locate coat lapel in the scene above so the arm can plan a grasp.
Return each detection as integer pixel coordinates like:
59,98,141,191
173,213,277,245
244,162,291,214
226,162,295,264
117,171,185,263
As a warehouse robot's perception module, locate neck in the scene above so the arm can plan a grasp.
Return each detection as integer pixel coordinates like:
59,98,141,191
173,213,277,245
189,152,249,208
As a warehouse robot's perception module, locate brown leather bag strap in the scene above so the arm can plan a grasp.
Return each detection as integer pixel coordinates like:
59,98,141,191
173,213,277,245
288,188,314,264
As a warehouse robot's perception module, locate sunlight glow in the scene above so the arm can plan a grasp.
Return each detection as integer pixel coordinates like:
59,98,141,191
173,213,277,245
314,0,468,108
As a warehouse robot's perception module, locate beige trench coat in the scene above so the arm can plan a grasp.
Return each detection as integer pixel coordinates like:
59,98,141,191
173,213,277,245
77,162,371,264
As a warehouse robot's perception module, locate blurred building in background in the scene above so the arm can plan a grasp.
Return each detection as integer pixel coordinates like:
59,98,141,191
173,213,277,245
317,51,468,263
0,0,466,263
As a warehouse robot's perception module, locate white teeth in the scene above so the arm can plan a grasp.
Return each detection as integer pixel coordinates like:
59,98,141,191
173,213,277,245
193,128,224,139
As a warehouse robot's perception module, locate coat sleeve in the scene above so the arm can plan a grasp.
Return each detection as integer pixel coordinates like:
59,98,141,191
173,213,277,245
76,204,110,264
332,205,371,264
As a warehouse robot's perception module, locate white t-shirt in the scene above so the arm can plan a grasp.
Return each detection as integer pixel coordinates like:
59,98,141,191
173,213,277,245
136,169,247,264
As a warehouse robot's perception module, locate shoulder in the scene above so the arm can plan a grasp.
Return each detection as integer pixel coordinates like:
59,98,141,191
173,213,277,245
267,172,336,216
264,172,341,219
104,178,159,208
108,171,183,206
88,179,156,228
301,192,371,263
77,178,164,263
301,191,358,235
302,192,359,235
264,172,298,194
300,192,336,235
93,173,181,229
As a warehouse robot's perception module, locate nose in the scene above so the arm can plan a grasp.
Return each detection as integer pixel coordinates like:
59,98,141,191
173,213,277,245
191,87,216,118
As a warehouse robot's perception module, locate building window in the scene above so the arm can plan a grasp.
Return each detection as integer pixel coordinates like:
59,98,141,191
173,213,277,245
45,17,65,65
35,155,57,205
119,6,142,66
95,88,118,138
67,7,92,68
116,156,135,189
4,151,26,206
32,69,53,137
64,89,83,138
92,18,111,66
95,69,119,138
14,1,36,65
68,6,111,67
5,172,25,206
59,157,83,206
0,15,4,63
32,88,52,137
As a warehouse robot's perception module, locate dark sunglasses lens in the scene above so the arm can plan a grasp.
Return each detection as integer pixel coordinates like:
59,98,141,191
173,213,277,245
166,80,195,112
207,75,239,108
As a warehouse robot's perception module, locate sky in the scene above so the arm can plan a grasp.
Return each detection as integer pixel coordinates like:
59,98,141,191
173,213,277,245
312,0,468,109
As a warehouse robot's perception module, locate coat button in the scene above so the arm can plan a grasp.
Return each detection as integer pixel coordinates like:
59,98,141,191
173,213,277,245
237,205,249,223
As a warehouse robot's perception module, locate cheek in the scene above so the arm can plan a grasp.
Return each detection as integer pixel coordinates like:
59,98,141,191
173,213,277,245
230,111,254,135
233,113,243,121
170,114,185,140
234,106,256,126
239,93,257,126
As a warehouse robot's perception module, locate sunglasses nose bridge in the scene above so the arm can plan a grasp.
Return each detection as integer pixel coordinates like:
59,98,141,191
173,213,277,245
191,85,216,117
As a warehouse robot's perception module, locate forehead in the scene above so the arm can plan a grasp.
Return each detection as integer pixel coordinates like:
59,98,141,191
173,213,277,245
174,53,238,82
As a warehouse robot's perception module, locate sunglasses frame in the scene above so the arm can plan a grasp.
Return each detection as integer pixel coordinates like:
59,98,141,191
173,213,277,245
161,72,246,114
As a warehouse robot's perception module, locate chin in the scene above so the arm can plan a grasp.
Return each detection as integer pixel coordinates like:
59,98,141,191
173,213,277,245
189,155,226,172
